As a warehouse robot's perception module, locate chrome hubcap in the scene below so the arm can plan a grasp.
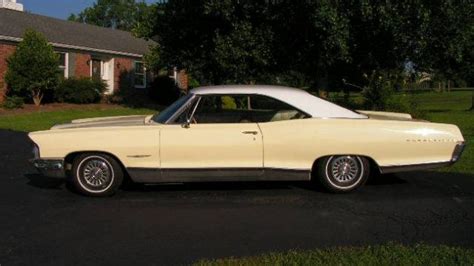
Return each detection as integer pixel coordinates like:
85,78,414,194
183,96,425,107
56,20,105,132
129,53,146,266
83,159,111,188
330,156,360,182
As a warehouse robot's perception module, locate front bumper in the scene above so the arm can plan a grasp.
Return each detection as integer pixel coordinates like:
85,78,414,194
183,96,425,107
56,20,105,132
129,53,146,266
31,159,66,178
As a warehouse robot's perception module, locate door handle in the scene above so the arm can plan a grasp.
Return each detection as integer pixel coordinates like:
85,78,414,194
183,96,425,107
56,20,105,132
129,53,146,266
242,131,258,135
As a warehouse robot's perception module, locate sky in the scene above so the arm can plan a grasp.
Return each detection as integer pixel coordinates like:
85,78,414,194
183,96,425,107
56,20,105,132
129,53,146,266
17,0,157,20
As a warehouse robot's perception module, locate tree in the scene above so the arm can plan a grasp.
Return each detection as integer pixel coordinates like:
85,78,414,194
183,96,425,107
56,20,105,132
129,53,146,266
5,30,59,106
68,0,149,32
138,0,473,91
138,0,275,84
138,0,350,86
409,0,473,86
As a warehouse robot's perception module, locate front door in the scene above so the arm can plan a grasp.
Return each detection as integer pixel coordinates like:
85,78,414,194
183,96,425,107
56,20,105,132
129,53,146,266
159,94,264,181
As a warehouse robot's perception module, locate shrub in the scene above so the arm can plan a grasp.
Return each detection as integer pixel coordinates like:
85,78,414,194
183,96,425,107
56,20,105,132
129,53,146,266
148,76,180,105
361,71,395,111
221,96,237,109
56,78,106,104
2,96,24,109
5,29,60,106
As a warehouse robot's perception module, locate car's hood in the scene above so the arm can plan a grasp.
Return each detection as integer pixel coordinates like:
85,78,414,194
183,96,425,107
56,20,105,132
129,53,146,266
51,115,153,130
357,110,417,121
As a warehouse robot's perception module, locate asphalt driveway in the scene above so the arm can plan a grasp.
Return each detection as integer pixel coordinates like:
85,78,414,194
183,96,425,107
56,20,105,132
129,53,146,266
0,129,473,265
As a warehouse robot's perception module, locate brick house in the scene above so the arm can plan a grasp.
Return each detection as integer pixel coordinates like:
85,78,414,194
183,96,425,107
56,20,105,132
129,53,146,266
0,3,155,102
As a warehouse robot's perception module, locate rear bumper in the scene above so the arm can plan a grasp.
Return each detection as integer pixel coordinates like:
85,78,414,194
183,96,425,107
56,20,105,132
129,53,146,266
30,159,66,178
451,141,466,162
379,141,466,174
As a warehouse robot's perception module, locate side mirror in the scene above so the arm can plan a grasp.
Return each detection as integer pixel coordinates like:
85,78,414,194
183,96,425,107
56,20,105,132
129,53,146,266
182,119,191,128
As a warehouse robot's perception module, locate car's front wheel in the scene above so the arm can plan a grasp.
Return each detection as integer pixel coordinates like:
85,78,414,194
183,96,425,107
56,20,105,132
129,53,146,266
70,153,123,197
316,155,369,193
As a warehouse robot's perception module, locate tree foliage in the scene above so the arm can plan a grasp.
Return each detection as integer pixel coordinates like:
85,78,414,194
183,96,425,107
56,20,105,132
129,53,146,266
136,0,473,89
68,0,149,31
5,29,59,106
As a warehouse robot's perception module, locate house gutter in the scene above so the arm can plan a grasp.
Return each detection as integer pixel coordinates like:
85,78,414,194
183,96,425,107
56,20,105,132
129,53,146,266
0,35,144,58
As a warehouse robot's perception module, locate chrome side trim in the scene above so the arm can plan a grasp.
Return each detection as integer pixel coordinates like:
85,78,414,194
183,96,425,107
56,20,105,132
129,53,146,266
379,161,452,174
126,155,152,158
126,167,310,183
264,168,311,181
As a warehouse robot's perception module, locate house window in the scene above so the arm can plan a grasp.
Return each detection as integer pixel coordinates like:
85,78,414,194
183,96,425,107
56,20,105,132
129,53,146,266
134,61,146,88
57,52,68,78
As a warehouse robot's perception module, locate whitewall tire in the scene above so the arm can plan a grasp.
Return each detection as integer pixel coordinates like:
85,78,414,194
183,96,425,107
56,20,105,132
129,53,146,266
70,153,123,197
316,155,369,193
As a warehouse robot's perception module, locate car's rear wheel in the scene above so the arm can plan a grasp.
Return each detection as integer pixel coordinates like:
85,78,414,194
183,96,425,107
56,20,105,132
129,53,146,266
70,153,123,197
316,155,369,193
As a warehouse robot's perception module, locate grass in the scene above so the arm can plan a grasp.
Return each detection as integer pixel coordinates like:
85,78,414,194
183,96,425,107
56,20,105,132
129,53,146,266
0,106,155,132
195,243,474,266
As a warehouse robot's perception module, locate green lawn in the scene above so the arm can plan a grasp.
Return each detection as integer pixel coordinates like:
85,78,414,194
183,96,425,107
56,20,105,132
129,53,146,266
196,243,474,266
0,106,155,132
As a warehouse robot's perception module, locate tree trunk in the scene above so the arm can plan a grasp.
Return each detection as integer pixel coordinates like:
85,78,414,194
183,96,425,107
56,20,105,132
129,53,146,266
32,89,43,106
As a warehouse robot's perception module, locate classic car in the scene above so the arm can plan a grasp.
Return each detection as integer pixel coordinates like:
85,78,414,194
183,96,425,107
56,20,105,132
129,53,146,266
29,85,466,196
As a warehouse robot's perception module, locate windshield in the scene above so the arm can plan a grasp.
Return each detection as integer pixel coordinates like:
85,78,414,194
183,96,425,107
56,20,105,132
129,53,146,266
152,94,193,123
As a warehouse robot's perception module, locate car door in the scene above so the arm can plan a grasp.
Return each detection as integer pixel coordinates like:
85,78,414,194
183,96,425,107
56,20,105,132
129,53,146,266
159,94,264,181
248,94,313,180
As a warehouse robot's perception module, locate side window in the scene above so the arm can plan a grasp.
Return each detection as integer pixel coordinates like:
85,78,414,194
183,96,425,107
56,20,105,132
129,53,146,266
56,52,68,78
249,95,309,122
192,95,252,124
189,94,309,124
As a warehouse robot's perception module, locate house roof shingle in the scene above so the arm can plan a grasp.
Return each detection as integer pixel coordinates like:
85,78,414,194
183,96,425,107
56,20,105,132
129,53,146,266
0,8,153,57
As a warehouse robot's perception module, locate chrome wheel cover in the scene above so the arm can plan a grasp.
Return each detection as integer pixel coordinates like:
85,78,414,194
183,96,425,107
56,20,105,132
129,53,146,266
329,156,361,183
76,155,115,193
83,159,111,187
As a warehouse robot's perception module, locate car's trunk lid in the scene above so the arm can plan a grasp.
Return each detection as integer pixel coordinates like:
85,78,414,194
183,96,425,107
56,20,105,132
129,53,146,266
357,110,416,121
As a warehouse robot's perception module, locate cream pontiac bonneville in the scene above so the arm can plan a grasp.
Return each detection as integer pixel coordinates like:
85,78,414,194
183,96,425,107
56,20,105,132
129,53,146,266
29,85,466,196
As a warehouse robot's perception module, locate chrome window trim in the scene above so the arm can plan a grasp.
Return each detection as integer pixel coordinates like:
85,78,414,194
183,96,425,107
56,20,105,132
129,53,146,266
188,96,202,122
180,93,311,124
164,93,197,124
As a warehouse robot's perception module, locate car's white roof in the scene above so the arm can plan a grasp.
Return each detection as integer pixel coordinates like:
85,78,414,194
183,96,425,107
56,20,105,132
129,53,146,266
191,85,366,119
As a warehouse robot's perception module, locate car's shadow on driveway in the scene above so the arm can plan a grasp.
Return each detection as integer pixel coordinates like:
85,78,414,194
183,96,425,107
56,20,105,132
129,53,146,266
25,173,65,189
24,170,473,199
